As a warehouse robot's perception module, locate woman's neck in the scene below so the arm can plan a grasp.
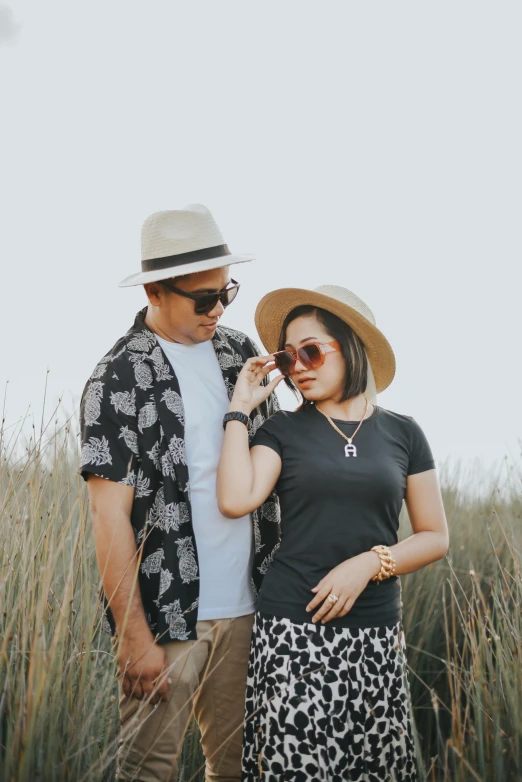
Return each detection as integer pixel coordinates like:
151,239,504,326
315,394,372,421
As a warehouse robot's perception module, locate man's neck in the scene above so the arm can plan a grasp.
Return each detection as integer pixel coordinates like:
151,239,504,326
144,308,185,344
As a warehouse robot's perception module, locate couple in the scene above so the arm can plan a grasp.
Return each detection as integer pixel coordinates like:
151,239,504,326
80,204,448,782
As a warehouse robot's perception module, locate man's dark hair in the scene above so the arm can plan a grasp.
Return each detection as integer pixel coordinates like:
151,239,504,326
277,305,368,403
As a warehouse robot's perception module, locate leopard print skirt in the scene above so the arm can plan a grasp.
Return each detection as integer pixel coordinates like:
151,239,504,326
242,612,418,782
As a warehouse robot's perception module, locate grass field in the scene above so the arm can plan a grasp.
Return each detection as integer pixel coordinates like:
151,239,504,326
0,412,520,781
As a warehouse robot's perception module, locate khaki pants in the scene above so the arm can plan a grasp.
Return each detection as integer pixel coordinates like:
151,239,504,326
116,614,254,782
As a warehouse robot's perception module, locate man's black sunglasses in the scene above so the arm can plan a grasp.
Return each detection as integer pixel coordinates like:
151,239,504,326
161,278,240,315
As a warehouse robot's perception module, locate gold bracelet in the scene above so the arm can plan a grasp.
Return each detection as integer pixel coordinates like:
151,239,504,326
370,545,396,582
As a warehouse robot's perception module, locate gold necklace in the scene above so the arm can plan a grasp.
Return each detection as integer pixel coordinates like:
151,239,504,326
315,398,369,458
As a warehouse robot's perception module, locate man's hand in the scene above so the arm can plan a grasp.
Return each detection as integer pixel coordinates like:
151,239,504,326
117,632,172,705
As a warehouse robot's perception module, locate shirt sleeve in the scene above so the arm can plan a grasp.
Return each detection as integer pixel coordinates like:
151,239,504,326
250,414,284,458
79,376,140,484
408,418,436,475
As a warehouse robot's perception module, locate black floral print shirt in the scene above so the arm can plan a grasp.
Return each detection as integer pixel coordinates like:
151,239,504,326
79,308,280,643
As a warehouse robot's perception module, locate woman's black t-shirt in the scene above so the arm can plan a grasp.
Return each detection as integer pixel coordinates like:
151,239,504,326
251,404,435,628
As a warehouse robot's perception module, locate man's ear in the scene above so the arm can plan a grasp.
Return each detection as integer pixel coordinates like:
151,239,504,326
144,282,163,305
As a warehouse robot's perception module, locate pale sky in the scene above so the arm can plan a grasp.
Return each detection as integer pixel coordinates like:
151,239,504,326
1,2,521,478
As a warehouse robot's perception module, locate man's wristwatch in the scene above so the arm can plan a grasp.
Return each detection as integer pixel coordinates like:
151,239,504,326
223,411,250,430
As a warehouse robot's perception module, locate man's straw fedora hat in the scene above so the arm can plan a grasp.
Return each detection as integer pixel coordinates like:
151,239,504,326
119,203,254,287
255,285,396,393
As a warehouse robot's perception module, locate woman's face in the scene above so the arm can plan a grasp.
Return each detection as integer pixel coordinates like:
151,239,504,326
283,314,346,402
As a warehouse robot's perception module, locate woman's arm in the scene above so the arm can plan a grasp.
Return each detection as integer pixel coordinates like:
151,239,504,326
389,468,449,573
217,355,284,518
306,469,449,623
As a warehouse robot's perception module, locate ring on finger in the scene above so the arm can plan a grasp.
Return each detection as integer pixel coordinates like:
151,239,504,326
327,593,339,604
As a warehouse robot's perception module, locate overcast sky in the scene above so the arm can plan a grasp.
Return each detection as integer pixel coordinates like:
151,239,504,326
1,2,521,478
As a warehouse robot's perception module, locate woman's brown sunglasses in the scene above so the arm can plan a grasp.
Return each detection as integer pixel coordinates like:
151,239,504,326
273,340,341,376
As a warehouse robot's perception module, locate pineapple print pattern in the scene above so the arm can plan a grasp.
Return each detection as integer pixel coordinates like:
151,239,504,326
130,352,154,390
111,389,137,416
176,537,198,584
149,487,189,533
146,441,161,470
80,436,112,467
80,309,280,642
262,501,281,523
259,542,280,575
156,567,174,603
161,450,176,478
161,388,185,426
126,331,157,352
249,413,264,442
168,435,186,466
120,470,137,487
150,346,173,382
218,326,248,345
216,349,244,371
253,512,263,554
91,359,109,380
83,381,104,427
138,397,158,433
135,470,152,498
141,548,165,577
160,599,190,641
119,425,139,455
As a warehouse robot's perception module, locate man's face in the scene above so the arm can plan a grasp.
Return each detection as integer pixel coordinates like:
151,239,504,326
144,266,233,345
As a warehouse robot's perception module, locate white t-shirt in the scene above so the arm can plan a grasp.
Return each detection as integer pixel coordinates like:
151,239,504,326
156,336,255,620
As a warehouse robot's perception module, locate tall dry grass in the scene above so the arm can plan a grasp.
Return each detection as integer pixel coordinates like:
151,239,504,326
0,407,520,781
401,463,522,781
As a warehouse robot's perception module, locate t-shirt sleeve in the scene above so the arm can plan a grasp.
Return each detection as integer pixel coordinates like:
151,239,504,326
250,414,284,458
79,377,140,484
408,418,436,475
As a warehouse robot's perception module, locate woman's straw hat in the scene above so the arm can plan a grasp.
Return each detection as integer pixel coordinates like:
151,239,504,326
255,285,396,393
119,203,253,287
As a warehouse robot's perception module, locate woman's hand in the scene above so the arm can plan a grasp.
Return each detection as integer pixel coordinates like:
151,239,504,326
229,355,284,415
305,551,381,624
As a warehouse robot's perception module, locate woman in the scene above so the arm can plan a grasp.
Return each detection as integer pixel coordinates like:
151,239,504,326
217,285,448,782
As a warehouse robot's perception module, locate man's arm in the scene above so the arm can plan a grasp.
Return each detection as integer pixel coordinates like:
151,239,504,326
87,476,171,703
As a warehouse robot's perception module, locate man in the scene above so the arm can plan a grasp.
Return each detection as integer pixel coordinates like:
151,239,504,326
80,204,280,781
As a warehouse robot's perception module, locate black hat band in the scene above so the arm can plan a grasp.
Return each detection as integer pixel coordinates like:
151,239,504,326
141,244,231,273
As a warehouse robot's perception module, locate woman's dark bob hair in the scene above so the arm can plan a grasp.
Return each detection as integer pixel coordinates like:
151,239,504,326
278,305,368,403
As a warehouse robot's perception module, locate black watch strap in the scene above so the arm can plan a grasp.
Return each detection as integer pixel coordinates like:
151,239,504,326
223,411,250,430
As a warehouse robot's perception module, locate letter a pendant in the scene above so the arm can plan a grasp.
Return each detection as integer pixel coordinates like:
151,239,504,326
345,441,358,458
